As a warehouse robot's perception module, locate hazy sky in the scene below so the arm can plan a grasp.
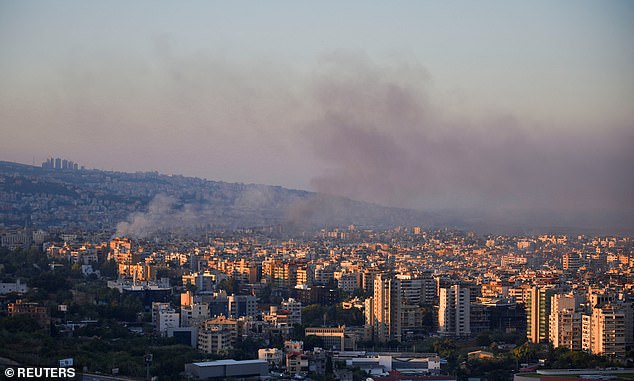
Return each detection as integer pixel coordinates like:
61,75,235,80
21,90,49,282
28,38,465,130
1,1,633,229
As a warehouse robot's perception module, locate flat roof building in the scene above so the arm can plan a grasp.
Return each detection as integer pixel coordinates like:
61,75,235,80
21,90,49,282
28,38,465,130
184,359,268,380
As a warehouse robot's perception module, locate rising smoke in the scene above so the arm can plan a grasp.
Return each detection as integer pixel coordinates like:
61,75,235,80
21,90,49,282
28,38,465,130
115,186,311,238
5,46,631,234
302,56,634,231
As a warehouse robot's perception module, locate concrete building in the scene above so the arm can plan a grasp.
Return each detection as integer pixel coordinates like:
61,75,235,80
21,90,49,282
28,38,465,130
157,309,180,336
0,279,28,294
582,304,626,357
284,340,303,352
286,352,309,377
198,327,234,355
438,284,471,337
562,252,582,271
184,359,268,380
197,317,238,355
549,294,581,350
151,302,171,325
167,326,198,348
281,298,302,325
397,274,427,340
182,271,217,292
180,302,210,327
296,265,315,286
337,272,359,292
362,268,380,294
8,300,49,328
305,326,356,351
527,286,556,343
372,274,402,342
228,294,257,318
258,348,283,367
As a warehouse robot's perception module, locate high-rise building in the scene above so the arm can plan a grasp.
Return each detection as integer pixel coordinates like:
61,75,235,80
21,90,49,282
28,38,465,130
363,273,432,342
371,274,401,342
549,293,581,350
420,275,438,305
396,274,427,340
362,268,380,294
527,286,556,343
582,304,626,358
438,284,471,337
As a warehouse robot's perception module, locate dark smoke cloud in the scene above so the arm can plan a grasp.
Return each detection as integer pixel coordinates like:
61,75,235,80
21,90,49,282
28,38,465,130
304,57,634,231
3,44,632,233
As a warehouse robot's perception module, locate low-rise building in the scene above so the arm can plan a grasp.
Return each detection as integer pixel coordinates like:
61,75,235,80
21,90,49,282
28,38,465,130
286,352,309,377
258,348,283,368
184,359,268,380
8,300,49,328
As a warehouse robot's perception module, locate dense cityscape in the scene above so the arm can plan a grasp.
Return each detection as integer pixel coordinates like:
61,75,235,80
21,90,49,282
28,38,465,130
2,2,632,381
1,161,633,381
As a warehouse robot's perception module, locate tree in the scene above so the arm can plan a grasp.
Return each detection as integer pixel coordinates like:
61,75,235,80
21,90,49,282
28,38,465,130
304,335,324,350
433,338,457,358
513,342,538,364
98,260,117,278
218,278,240,294
476,332,492,347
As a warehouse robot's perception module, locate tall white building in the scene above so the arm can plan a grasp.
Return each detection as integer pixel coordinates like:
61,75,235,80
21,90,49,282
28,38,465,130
438,284,470,337
158,309,180,336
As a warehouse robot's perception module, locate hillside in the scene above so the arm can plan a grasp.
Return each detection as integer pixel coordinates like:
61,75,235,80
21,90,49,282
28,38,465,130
0,161,443,237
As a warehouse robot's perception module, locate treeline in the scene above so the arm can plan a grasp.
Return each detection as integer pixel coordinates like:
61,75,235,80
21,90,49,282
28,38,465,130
0,315,199,380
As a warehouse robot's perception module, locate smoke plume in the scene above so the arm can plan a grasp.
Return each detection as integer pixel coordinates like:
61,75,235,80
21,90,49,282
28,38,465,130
303,57,634,231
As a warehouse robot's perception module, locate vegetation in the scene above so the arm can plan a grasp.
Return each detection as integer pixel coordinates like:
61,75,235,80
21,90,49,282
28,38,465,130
0,247,204,380
0,315,200,380
302,304,364,327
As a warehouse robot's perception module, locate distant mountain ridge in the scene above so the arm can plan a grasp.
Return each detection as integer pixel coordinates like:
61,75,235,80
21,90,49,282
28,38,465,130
0,160,444,237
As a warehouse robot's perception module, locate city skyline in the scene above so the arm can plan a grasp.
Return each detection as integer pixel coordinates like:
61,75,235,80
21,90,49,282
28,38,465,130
1,1,633,231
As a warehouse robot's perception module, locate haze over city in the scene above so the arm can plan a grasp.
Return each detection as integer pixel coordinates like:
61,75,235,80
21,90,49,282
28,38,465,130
1,1,633,231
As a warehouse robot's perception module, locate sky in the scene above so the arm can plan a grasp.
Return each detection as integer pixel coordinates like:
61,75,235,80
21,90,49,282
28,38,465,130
1,1,633,230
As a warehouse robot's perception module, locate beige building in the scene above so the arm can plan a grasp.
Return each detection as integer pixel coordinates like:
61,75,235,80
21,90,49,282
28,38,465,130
197,317,238,354
582,304,626,358
305,326,356,351
258,348,283,367
286,352,309,377
549,293,581,350
198,327,234,354
371,274,401,342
